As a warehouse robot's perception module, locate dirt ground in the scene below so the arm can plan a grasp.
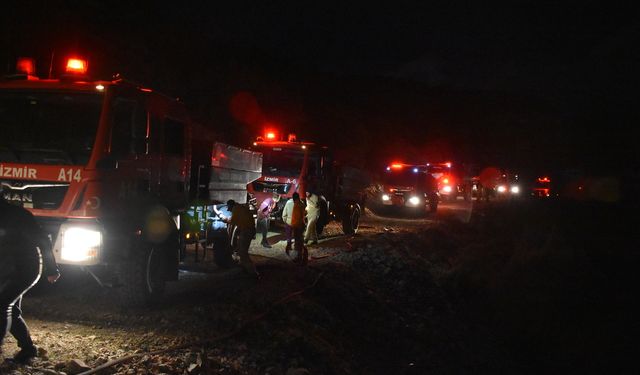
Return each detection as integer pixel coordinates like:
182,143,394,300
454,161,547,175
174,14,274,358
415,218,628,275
1,199,638,374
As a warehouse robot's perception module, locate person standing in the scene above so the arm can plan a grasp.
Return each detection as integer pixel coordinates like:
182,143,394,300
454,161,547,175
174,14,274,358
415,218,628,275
288,193,307,265
256,193,280,248
281,195,294,254
1,196,60,364
224,199,260,279
304,191,320,245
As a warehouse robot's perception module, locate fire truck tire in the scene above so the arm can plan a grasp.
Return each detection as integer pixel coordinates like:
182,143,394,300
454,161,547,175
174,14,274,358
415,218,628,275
212,236,234,268
118,243,166,307
342,205,360,235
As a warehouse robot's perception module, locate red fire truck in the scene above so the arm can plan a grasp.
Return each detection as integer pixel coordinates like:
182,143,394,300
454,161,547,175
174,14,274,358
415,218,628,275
378,162,439,214
247,130,370,235
0,56,261,306
531,176,552,198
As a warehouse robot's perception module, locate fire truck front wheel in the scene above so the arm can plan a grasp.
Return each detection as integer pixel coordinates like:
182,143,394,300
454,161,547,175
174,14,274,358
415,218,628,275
118,243,166,307
341,205,360,235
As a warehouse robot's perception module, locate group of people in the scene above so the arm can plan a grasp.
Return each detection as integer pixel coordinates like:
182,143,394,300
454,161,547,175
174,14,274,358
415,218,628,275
224,189,322,276
282,191,321,258
1,189,322,364
1,193,60,364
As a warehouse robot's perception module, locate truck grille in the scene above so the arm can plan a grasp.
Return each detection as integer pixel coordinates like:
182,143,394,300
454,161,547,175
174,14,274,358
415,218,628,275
252,181,291,195
1,180,69,210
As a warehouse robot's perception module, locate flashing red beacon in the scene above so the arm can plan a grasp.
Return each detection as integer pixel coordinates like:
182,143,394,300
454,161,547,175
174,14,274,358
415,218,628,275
65,57,88,75
16,57,36,76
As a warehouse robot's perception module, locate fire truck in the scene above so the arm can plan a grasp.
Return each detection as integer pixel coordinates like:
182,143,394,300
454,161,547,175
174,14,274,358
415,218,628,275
247,130,370,235
531,176,552,198
378,162,439,214
0,56,261,306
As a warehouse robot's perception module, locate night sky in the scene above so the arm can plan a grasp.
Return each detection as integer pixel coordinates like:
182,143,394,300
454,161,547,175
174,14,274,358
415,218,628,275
2,2,638,177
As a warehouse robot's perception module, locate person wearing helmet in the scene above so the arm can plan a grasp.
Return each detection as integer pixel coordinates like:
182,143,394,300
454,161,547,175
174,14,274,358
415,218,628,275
1,191,60,364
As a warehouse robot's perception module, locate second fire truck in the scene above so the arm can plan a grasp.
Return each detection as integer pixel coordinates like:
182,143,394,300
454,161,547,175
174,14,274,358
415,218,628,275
247,130,370,235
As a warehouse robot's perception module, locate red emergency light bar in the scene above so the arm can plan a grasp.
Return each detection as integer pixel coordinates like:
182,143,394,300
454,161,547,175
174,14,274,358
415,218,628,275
65,58,88,75
538,177,551,183
16,57,36,75
390,163,404,170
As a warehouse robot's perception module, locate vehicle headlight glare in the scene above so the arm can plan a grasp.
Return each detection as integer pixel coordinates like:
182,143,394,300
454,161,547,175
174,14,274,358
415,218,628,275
510,185,520,194
408,196,420,205
61,227,102,262
497,185,507,193
442,185,453,193
382,194,390,201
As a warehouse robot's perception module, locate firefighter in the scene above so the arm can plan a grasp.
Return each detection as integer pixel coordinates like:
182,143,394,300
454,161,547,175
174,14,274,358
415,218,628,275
223,199,260,279
1,193,60,363
304,190,320,245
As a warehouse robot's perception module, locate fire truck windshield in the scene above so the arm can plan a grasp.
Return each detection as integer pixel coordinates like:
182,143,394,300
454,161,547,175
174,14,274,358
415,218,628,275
383,168,426,186
0,91,102,165
259,147,305,177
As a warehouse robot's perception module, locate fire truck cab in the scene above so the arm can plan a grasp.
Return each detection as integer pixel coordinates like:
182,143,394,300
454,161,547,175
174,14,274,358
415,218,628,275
0,56,261,306
379,162,439,214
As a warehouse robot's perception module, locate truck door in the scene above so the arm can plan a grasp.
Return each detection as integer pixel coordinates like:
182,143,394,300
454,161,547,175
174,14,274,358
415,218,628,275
156,117,188,210
107,94,153,213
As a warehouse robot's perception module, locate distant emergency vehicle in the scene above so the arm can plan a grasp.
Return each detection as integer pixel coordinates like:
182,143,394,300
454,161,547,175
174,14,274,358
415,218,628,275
427,161,472,201
379,162,439,214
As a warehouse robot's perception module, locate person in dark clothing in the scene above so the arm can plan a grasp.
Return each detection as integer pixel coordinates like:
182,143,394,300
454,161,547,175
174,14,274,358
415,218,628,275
0,196,60,363
288,193,307,265
223,199,260,279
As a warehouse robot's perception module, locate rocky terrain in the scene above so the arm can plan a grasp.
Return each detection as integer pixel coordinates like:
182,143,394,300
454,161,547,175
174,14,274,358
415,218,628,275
1,199,637,374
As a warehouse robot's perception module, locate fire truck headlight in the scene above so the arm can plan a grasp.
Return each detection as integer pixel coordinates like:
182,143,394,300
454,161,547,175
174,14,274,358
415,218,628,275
408,196,421,206
497,185,507,193
442,185,453,193
61,227,102,263
510,185,520,194
381,194,390,202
